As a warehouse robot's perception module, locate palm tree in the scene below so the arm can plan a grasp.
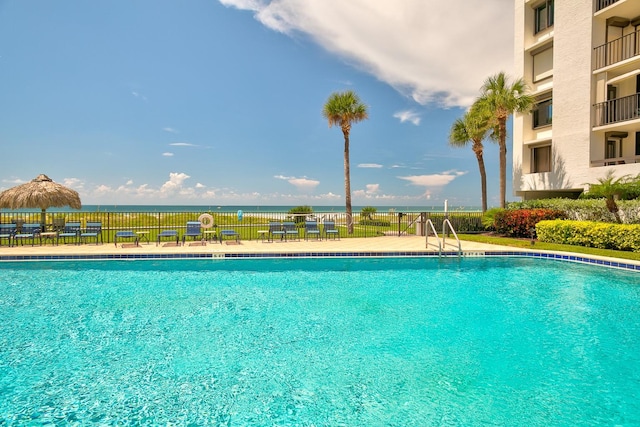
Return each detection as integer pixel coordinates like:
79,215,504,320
449,103,493,212
477,72,534,208
322,90,368,234
583,171,631,223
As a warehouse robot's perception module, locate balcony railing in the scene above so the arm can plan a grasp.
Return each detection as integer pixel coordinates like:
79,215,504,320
596,0,620,12
594,29,640,70
593,92,640,126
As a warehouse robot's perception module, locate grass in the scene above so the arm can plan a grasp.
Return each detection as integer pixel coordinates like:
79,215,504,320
459,233,640,262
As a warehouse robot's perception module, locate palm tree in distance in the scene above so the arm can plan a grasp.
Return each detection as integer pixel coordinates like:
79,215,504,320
449,103,494,212
477,72,534,208
323,90,368,234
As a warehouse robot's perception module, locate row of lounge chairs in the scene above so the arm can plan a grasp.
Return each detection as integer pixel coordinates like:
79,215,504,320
267,220,339,241
0,219,342,247
0,222,102,247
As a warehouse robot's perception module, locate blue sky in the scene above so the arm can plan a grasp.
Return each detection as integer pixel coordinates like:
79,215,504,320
0,0,514,208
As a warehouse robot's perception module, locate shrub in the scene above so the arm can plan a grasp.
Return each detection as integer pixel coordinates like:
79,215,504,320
359,219,391,227
481,208,503,231
508,198,640,224
537,220,640,252
494,208,566,238
287,205,313,224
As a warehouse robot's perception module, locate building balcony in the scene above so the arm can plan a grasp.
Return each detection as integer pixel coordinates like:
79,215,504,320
593,92,640,127
596,0,620,13
593,29,640,70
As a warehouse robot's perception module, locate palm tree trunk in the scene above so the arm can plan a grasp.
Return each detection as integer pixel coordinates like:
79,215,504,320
343,129,353,234
473,146,488,213
498,117,508,208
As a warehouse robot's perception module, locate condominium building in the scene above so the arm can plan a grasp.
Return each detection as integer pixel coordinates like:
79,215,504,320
513,0,640,200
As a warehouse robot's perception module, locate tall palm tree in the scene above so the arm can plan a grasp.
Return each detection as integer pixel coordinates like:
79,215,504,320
477,72,534,208
322,90,368,234
449,103,493,212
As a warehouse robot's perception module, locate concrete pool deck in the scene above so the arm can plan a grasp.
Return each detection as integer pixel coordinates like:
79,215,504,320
1,235,639,271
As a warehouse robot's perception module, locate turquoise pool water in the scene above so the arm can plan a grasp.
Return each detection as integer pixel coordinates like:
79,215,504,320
0,257,639,426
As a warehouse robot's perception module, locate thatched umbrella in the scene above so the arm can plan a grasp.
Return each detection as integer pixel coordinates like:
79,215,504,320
0,174,82,229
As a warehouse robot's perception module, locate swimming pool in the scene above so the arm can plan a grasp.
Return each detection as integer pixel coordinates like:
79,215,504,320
1,257,639,425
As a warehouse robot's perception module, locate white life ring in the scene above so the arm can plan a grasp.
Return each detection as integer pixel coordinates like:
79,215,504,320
198,213,214,229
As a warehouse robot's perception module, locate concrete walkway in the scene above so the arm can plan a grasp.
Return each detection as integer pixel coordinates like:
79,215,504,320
1,235,513,256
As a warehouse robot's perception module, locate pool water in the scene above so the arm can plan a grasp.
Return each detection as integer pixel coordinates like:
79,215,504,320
0,257,639,426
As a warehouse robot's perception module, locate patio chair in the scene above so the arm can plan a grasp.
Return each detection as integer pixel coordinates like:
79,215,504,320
304,220,321,241
282,221,300,241
0,224,17,247
323,221,340,240
80,222,103,245
51,217,66,232
219,229,240,244
182,221,203,245
115,231,139,247
157,230,179,246
268,222,285,241
13,223,41,246
57,221,81,245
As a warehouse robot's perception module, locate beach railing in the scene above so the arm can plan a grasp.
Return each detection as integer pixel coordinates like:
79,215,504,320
0,210,484,243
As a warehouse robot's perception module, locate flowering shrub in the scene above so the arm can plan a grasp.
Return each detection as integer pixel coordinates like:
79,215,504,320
494,208,566,238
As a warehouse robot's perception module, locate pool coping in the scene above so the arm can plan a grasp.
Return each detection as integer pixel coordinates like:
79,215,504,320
1,249,639,272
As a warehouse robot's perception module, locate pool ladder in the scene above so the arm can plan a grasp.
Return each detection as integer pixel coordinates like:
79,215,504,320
425,219,462,257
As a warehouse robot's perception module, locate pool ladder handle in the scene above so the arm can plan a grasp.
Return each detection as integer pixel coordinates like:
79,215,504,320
425,218,461,257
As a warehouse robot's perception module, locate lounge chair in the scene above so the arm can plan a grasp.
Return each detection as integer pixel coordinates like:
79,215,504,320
57,221,81,245
219,229,240,244
268,222,285,241
80,222,103,245
182,221,203,245
304,220,321,241
114,231,139,247
0,224,17,247
13,223,41,246
323,221,340,240
157,230,179,246
282,221,300,241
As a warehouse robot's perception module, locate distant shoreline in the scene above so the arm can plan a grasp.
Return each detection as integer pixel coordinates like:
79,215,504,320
0,204,483,213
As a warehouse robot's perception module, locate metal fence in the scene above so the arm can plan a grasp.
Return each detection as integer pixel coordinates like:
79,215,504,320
0,210,484,243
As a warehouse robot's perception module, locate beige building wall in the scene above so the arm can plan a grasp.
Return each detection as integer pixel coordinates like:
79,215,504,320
513,0,640,200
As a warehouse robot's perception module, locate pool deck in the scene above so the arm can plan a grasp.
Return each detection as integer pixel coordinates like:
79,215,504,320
2,235,639,270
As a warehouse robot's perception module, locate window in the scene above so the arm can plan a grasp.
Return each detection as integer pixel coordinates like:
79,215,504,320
532,46,553,82
532,145,551,173
605,138,623,165
533,98,552,128
636,132,640,156
534,0,554,34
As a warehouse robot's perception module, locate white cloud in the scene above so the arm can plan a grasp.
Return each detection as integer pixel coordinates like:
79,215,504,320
162,152,174,157
357,163,383,168
195,183,206,188
163,127,179,134
219,0,513,108
393,110,421,125
274,174,320,191
398,170,467,187
353,183,380,198
131,91,148,101
169,142,197,147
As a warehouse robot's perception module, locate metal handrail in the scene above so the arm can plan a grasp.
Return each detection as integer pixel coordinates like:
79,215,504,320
424,219,442,255
442,218,462,257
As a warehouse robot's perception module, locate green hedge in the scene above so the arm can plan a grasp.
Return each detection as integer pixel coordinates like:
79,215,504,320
536,220,640,252
508,199,640,224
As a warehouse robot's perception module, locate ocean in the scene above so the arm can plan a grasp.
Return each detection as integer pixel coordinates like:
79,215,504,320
0,204,481,213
